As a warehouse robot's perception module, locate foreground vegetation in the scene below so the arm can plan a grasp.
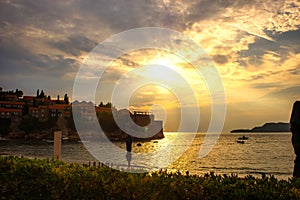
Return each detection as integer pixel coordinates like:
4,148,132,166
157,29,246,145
1,156,300,199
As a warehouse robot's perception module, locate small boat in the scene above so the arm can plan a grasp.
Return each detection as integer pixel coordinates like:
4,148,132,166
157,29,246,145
238,135,249,140
237,140,245,144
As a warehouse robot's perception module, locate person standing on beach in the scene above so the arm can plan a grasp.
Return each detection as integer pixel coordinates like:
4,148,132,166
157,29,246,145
126,135,132,169
290,101,300,177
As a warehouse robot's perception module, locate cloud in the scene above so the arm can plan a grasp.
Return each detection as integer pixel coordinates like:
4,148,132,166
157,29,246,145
274,29,300,54
287,64,300,75
0,0,300,131
212,54,229,65
51,35,98,56
251,83,282,89
266,86,300,100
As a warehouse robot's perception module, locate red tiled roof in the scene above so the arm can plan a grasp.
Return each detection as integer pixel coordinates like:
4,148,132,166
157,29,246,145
48,104,71,109
95,107,112,112
22,96,35,100
0,101,25,105
0,108,22,112
29,107,39,111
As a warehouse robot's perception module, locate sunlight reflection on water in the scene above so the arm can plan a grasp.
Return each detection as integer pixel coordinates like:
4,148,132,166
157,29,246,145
0,132,294,179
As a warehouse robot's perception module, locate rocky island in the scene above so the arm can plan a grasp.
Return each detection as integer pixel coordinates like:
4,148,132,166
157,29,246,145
231,122,290,133
0,87,164,141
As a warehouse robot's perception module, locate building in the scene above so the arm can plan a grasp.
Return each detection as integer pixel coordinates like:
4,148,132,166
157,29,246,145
116,109,164,139
0,101,25,109
132,111,154,126
0,94,18,102
72,101,114,123
132,111,163,138
27,104,72,121
28,105,49,121
0,108,22,118
49,104,71,118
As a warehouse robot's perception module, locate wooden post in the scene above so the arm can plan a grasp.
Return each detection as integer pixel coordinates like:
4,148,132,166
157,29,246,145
54,131,62,159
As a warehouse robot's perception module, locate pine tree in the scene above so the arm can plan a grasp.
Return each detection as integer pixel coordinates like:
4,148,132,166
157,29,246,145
64,93,69,104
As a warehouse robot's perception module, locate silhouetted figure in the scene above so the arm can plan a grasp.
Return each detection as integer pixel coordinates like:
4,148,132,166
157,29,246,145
290,101,300,177
126,135,132,152
126,135,132,169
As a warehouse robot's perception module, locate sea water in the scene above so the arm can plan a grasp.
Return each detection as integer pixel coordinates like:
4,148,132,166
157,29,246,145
0,132,294,179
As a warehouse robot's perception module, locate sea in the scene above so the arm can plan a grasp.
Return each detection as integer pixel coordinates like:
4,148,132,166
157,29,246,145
0,132,295,180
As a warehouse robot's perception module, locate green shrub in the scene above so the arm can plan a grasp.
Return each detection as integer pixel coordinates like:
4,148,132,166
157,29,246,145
1,156,300,199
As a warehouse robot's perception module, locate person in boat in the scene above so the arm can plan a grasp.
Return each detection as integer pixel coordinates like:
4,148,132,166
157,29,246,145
238,135,248,140
290,101,300,177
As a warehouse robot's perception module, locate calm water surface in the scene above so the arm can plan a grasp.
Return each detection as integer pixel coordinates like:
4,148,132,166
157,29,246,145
0,132,294,179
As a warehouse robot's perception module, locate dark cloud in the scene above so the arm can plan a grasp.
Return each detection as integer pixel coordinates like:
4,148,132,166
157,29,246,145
266,86,300,100
184,0,277,26
186,0,225,22
251,82,282,89
273,29,300,54
238,37,286,67
251,75,265,80
51,35,98,56
249,69,286,82
212,54,228,65
238,28,300,68
287,64,300,75
0,1,74,33
0,38,31,64
0,35,78,74
36,54,78,73
83,0,161,30
117,57,139,68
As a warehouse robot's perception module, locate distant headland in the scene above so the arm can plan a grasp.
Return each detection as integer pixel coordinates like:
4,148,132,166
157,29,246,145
231,122,290,133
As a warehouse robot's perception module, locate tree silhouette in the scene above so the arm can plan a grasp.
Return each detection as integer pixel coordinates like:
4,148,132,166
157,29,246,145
40,90,45,98
15,89,23,97
64,93,69,104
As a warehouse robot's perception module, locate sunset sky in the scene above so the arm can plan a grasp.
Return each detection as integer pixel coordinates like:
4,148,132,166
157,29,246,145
0,0,299,132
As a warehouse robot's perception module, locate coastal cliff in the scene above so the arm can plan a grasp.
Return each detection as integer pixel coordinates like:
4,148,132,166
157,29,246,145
231,122,290,133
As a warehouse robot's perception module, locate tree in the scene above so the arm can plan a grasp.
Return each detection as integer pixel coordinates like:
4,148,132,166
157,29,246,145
105,102,112,108
56,95,60,103
36,89,40,97
97,111,119,132
40,90,45,98
64,93,69,104
19,115,38,134
15,89,23,98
